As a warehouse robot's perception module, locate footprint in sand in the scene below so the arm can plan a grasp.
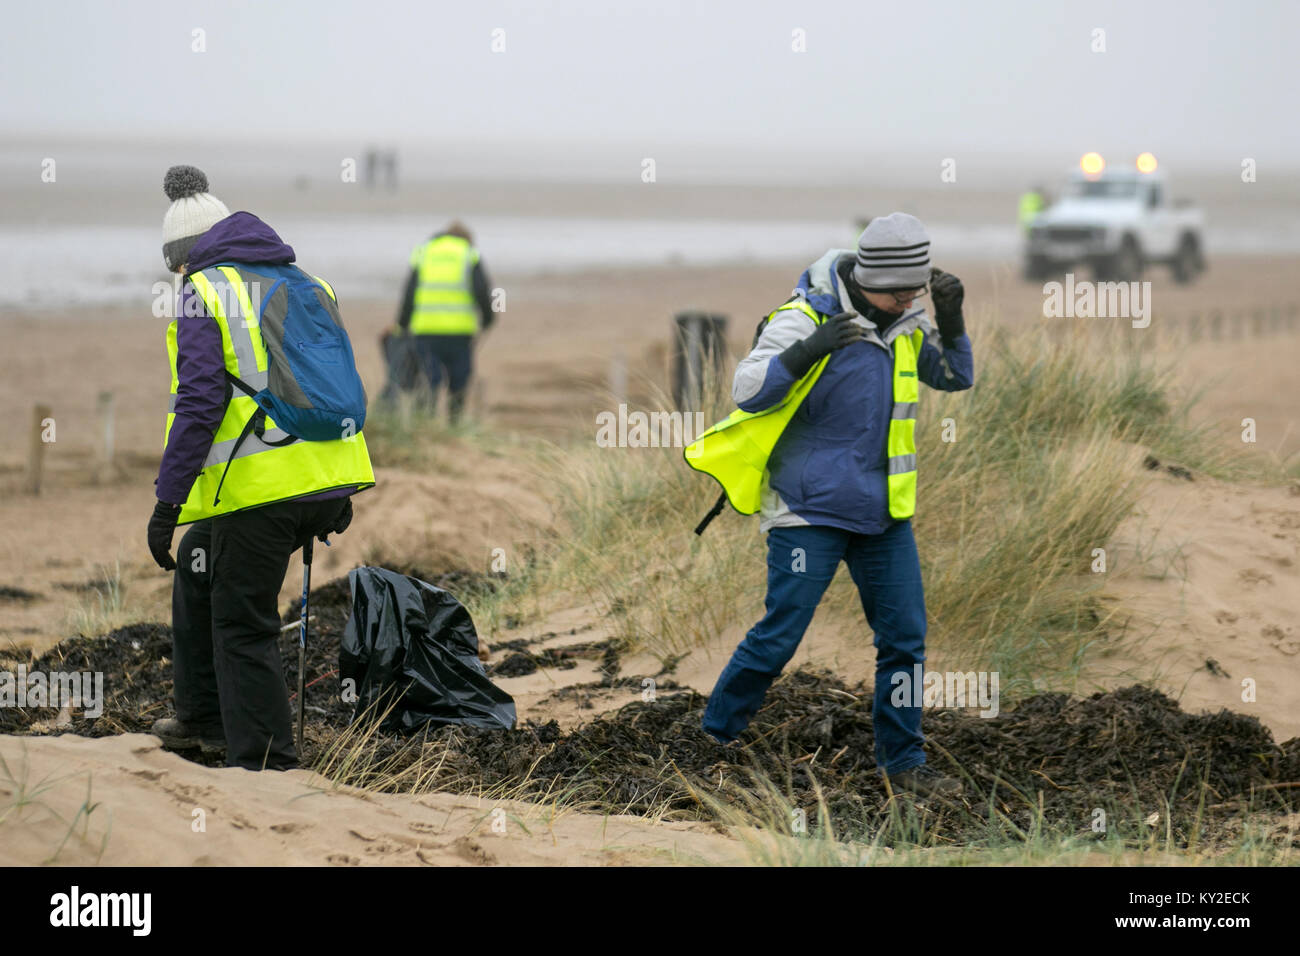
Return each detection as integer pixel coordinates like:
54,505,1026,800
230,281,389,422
1213,610,1238,625
452,836,497,865
326,854,360,866
1263,624,1300,655
1237,569,1274,586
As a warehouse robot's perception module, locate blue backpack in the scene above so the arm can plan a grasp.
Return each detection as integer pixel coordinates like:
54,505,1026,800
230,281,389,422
230,264,367,441
212,263,368,505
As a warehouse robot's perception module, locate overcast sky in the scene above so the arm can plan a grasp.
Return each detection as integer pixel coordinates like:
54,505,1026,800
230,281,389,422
3,0,1297,178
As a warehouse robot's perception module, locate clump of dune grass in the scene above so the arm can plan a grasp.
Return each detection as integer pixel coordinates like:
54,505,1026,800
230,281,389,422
65,561,131,639
682,760,1300,867
0,745,110,864
362,396,528,471
515,362,764,662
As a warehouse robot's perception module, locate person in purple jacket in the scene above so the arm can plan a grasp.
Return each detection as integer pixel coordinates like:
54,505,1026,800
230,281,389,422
701,214,975,799
146,166,362,771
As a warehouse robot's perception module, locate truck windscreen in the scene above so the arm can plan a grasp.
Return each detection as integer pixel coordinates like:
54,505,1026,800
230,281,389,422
1068,179,1140,199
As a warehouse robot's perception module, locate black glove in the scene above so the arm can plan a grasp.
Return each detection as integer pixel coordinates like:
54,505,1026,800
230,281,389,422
317,498,353,543
929,267,966,344
777,312,866,379
148,501,181,571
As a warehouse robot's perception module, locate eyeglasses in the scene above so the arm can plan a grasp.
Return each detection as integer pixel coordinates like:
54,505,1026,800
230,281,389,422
888,284,929,304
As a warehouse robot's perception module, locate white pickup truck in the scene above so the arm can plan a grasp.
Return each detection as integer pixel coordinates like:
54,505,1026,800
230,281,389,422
1023,164,1206,283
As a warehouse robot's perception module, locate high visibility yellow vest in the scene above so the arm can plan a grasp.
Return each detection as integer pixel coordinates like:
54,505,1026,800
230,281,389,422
684,299,922,520
408,235,480,335
164,264,375,525
1018,192,1045,232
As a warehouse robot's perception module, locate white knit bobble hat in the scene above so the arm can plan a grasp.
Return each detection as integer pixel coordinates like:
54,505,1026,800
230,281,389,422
162,165,230,271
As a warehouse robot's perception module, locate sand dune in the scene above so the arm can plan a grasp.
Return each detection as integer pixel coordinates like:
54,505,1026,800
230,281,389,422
0,733,747,866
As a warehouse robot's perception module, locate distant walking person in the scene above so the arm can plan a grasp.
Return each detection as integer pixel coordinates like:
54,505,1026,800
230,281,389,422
395,221,495,423
1018,184,1048,234
147,166,374,771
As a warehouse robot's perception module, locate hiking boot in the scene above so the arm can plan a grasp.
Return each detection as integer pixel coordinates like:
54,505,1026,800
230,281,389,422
887,763,963,799
700,726,742,749
151,717,226,754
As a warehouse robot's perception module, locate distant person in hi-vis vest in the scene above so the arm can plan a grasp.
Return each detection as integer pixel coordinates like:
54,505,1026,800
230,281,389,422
395,221,495,423
146,166,374,771
685,214,974,799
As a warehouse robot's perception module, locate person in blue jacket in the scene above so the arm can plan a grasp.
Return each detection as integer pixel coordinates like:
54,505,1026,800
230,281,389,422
701,213,974,798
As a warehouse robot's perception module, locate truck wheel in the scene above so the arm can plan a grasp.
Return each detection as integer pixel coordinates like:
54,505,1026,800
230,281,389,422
1171,234,1201,284
1095,236,1143,282
1115,236,1144,282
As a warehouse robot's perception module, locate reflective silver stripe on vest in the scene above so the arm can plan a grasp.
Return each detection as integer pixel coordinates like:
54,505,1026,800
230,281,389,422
889,453,917,475
891,402,917,420
201,423,297,470
413,302,476,312
172,372,265,415
417,280,470,290
197,268,259,379
239,369,269,391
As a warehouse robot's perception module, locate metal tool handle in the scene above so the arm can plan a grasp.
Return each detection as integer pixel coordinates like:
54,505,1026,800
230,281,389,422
296,538,314,757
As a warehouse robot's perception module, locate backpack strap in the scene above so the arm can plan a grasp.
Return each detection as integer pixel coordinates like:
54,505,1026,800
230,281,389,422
750,295,804,348
211,372,298,507
226,372,299,444
693,492,729,536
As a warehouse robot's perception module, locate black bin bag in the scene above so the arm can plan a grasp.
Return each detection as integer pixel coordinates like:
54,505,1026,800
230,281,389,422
379,330,421,400
340,567,516,732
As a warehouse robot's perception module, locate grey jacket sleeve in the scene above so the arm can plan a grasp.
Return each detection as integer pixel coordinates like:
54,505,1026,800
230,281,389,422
732,306,818,412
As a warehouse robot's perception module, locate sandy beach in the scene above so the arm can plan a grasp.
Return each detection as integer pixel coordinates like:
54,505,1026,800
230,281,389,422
2,175,1299,867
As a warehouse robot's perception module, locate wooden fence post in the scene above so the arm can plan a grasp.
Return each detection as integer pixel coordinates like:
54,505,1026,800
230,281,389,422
26,404,52,495
672,311,728,411
94,391,116,484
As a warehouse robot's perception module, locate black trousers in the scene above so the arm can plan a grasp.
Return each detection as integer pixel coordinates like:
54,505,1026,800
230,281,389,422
171,497,349,771
412,334,474,421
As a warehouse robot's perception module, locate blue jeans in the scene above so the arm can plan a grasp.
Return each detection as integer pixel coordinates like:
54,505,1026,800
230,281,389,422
702,522,928,774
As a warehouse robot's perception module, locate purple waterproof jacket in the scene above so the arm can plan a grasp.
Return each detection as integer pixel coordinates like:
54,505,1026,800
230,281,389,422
155,211,353,508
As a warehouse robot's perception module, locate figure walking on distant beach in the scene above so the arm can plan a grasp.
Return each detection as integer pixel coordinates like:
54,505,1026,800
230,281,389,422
686,214,975,799
392,221,495,423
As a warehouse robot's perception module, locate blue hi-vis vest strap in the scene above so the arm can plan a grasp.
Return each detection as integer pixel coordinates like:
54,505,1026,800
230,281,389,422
164,265,374,525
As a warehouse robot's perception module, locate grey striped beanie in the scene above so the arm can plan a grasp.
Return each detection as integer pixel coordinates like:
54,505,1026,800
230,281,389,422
852,213,931,290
